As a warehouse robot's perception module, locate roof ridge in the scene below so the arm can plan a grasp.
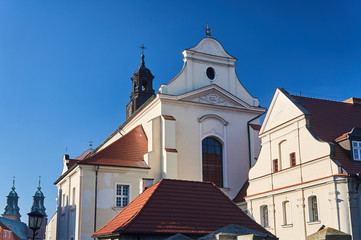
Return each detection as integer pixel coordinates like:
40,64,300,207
292,95,347,104
83,125,143,162
114,178,165,233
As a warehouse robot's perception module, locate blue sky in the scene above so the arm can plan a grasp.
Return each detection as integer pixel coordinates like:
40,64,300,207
0,0,360,219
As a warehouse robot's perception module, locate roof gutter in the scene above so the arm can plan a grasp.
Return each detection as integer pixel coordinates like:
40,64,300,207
247,111,267,168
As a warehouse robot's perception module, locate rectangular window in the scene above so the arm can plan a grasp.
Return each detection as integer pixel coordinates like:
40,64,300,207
309,196,319,222
116,185,129,208
353,141,361,160
261,205,269,227
273,159,279,172
290,153,296,167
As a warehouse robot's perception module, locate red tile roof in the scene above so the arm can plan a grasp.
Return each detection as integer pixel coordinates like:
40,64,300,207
79,125,149,169
292,95,361,174
0,221,21,240
93,179,271,238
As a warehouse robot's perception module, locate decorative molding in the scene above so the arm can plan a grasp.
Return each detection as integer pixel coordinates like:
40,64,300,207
198,114,228,126
199,93,227,105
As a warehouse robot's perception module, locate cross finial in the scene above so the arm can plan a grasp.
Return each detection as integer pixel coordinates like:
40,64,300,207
205,24,212,37
89,140,93,148
12,176,15,190
65,147,68,154
140,44,146,55
38,176,41,189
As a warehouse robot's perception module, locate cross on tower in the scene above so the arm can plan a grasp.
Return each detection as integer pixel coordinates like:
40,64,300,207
89,140,93,147
140,44,147,55
205,24,212,37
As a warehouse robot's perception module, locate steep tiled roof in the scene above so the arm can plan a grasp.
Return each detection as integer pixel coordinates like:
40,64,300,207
93,179,271,238
80,125,149,169
292,95,361,174
0,221,22,240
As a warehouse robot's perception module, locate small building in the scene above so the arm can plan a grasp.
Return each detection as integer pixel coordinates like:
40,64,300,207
238,88,361,240
0,221,21,240
93,179,275,240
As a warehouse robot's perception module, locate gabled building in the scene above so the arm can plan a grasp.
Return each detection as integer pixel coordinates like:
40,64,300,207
239,88,361,240
0,221,21,240
47,34,265,240
93,179,275,240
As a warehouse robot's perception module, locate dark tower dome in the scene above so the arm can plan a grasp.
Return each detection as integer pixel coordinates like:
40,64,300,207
126,54,155,119
2,177,21,221
30,177,46,215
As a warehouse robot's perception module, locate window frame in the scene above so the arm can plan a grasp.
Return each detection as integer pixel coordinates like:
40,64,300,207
273,159,279,172
114,183,131,208
290,152,296,167
260,205,269,228
308,195,319,222
352,141,361,161
201,136,224,187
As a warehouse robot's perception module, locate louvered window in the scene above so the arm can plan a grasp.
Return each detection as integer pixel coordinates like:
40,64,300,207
202,137,223,187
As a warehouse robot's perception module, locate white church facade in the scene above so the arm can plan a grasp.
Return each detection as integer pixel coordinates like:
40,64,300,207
46,36,265,240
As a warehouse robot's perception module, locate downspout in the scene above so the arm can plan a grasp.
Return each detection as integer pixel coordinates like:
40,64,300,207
301,189,307,239
94,165,100,232
247,111,267,168
78,168,83,240
272,195,277,236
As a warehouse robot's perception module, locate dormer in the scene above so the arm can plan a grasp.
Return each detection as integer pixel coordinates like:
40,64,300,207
335,127,361,161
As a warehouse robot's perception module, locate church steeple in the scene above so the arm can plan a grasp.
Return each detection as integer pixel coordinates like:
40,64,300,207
3,177,21,221
30,177,46,215
126,49,155,119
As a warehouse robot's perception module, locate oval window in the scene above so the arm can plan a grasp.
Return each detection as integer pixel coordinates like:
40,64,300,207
206,67,215,80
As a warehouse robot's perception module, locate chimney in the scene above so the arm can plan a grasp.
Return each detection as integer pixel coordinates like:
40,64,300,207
343,97,361,105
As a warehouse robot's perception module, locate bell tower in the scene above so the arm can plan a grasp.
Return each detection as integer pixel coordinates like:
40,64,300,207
126,51,155,119
2,177,21,221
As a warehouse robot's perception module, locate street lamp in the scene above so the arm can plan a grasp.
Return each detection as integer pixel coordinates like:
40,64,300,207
28,210,44,240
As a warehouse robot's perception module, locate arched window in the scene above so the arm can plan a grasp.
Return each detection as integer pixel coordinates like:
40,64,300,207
202,137,223,187
260,205,269,227
308,196,319,222
282,200,292,225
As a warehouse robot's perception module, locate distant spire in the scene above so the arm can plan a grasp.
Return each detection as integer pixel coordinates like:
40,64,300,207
140,44,146,66
205,24,212,37
140,44,146,55
31,177,46,215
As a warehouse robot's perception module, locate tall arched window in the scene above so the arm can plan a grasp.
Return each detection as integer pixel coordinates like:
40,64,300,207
202,137,223,187
308,196,319,222
282,200,292,225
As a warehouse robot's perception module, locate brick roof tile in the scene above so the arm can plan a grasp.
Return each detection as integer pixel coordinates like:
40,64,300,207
93,179,271,237
292,95,361,174
80,125,149,169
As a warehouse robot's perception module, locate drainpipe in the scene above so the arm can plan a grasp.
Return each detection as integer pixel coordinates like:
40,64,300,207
94,165,100,232
247,111,267,168
301,189,307,239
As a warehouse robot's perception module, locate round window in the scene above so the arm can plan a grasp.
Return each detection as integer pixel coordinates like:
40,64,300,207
206,67,215,80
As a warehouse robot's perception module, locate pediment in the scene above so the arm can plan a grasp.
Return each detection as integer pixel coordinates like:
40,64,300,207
177,85,251,109
186,38,235,59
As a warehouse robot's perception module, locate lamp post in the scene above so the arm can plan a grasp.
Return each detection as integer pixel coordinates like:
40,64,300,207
28,210,44,240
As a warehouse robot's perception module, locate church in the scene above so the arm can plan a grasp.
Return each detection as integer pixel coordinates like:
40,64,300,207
46,31,266,240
